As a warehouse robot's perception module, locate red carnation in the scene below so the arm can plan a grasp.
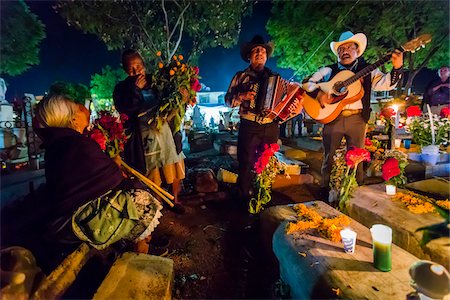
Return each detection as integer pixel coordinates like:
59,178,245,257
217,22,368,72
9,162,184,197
190,78,202,92
365,138,373,146
440,107,450,118
406,106,422,117
192,66,199,75
345,146,371,168
380,107,395,118
382,158,401,181
90,129,107,151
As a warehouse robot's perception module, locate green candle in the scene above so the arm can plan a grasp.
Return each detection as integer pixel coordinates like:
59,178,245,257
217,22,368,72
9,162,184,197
373,240,392,271
370,224,392,272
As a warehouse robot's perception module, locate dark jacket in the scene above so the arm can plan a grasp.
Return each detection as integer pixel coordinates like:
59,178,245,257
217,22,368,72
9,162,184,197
113,75,160,174
38,127,123,219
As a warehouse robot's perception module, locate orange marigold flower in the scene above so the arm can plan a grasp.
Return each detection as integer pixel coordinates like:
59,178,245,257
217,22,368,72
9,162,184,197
177,61,181,66
158,62,164,69
173,55,177,60
169,69,175,76
178,54,183,60
156,51,162,57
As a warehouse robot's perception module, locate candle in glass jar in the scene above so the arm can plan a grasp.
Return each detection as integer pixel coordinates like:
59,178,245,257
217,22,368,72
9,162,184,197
370,224,392,272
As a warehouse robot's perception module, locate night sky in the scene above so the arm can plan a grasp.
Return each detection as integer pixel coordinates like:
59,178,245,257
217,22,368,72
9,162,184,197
3,1,435,100
3,1,295,99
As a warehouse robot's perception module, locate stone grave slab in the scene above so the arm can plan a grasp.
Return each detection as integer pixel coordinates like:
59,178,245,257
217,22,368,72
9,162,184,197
271,202,419,299
348,184,449,267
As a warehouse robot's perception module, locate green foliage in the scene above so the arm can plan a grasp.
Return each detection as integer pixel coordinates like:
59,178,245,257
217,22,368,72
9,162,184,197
48,81,90,105
55,1,252,65
267,0,449,85
0,0,46,76
90,65,127,110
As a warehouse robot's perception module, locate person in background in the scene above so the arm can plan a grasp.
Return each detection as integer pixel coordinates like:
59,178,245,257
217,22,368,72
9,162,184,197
291,112,304,138
303,31,403,203
422,65,450,115
225,35,303,204
113,49,185,213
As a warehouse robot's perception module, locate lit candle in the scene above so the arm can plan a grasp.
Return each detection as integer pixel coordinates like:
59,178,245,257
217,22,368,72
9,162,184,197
392,104,399,129
370,224,392,272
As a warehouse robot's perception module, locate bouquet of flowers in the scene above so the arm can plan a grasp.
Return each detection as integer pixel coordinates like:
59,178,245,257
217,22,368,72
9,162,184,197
89,110,175,207
405,106,450,147
330,147,371,211
381,150,408,187
151,52,201,132
89,110,128,158
249,143,287,214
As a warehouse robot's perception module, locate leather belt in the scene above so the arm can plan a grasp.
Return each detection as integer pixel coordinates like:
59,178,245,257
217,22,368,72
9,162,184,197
340,109,362,117
240,113,274,124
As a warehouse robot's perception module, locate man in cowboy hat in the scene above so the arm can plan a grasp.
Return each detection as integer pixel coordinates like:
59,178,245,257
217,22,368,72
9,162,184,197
225,35,303,204
303,31,403,203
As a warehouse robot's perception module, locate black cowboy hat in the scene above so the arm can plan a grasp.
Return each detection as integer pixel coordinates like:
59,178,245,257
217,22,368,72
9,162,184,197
240,35,274,62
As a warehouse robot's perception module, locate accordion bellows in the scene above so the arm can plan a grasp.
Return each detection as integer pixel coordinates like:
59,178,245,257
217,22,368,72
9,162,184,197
253,75,303,122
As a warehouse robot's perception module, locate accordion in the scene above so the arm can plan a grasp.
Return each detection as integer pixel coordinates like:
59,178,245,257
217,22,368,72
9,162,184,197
250,75,303,123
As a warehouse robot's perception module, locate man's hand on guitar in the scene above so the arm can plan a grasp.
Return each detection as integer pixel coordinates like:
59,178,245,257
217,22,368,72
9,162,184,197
316,90,333,108
391,50,403,69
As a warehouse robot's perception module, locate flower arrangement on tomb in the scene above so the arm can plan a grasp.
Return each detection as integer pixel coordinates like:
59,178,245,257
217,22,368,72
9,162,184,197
372,149,408,187
151,52,201,132
392,191,450,214
330,147,371,211
249,143,287,214
286,204,350,243
405,106,450,147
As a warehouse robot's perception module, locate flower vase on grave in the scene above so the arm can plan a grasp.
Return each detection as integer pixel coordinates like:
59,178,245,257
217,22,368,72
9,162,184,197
421,145,440,166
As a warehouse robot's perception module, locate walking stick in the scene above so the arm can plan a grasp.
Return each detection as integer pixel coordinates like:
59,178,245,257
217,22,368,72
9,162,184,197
121,161,175,207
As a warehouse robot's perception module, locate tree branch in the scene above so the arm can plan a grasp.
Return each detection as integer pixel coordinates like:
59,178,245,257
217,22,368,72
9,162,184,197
162,0,171,60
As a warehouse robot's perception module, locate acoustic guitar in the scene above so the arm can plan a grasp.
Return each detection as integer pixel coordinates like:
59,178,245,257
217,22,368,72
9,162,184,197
302,34,432,124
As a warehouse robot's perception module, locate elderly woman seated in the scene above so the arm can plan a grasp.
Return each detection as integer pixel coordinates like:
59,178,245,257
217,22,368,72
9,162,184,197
33,94,162,258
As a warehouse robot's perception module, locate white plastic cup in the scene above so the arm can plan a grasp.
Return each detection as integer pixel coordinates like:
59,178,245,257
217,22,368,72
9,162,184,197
385,184,396,195
394,139,402,148
340,228,357,253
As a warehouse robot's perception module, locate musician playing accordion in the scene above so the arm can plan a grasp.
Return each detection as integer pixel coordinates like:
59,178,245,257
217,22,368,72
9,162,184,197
225,35,303,203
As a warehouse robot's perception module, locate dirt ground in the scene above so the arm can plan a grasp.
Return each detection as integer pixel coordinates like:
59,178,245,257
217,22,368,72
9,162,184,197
148,149,320,299
1,148,321,299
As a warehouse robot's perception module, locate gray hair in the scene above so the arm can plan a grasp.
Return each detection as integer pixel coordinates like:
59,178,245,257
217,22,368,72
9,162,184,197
35,95,79,129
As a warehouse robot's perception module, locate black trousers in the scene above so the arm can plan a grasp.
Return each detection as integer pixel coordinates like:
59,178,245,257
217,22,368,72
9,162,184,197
237,119,279,199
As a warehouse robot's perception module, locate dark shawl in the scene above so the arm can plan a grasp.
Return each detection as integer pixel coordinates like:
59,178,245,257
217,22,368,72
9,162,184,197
113,75,160,174
38,127,123,218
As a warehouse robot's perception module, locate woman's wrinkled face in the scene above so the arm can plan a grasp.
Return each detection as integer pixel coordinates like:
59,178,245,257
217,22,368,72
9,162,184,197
72,104,90,133
124,56,146,76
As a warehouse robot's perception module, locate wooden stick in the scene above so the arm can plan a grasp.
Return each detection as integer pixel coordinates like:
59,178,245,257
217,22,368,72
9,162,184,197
121,161,175,207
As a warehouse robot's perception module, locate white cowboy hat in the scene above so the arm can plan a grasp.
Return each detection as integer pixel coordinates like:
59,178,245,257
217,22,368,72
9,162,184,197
330,31,367,57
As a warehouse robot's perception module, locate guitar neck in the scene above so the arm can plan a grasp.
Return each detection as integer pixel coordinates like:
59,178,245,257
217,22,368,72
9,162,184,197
341,53,396,87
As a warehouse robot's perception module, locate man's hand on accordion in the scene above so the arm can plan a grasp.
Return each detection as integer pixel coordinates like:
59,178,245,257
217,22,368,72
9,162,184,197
289,93,304,117
237,91,256,103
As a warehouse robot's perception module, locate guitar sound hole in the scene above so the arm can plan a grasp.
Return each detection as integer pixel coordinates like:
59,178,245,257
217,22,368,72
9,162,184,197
333,81,347,95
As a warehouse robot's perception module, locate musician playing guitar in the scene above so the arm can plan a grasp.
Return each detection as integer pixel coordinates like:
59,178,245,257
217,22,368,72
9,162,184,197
225,35,303,204
302,31,403,203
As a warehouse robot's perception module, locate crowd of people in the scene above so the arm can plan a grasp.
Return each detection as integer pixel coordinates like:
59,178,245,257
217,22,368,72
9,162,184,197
13,31,447,269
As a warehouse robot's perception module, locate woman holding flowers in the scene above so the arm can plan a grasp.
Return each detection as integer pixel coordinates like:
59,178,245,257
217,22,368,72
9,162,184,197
113,49,185,212
33,94,163,260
